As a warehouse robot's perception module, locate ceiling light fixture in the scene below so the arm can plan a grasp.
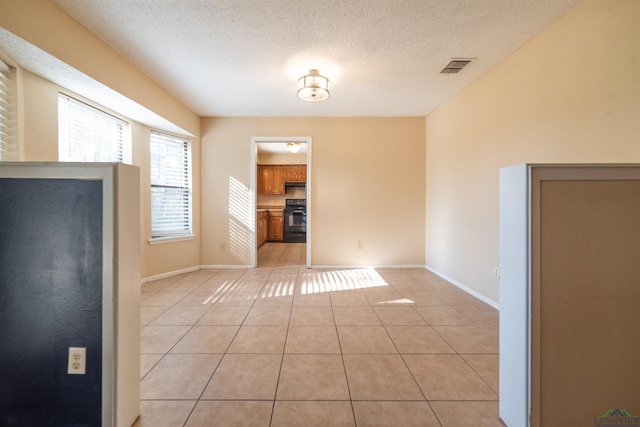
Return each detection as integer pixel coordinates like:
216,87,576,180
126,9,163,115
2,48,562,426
297,69,330,102
286,142,301,153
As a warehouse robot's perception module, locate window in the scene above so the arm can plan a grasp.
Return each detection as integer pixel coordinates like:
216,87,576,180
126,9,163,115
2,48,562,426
150,131,192,239
58,93,129,163
0,59,17,160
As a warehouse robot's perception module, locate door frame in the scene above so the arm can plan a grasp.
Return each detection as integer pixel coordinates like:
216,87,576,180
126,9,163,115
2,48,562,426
250,136,312,268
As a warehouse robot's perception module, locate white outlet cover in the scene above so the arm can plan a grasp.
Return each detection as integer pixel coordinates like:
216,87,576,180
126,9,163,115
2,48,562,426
67,347,86,375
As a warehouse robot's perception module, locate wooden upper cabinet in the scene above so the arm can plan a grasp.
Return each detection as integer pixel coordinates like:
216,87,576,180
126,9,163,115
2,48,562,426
257,165,270,194
258,165,306,194
257,165,285,194
283,165,306,182
271,166,285,193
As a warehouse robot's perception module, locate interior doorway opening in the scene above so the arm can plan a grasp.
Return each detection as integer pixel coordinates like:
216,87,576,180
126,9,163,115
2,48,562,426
250,136,312,268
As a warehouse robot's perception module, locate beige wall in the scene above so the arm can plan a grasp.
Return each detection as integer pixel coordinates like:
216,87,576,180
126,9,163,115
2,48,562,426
18,70,202,279
0,0,198,136
21,71,58,161
1,0,202,279
425,0,640,304
258,152,307,164
201,117,426,267
9,0,638,305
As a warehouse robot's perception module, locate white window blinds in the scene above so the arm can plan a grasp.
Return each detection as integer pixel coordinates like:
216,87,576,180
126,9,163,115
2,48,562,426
0,59,17,161
150,131,192,238
58,93,127,163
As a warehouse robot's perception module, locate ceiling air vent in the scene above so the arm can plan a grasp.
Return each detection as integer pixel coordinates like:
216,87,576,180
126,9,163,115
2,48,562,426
440,58,474,74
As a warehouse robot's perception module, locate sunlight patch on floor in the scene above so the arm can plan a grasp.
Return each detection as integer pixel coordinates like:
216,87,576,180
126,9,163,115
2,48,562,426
298,268,389,295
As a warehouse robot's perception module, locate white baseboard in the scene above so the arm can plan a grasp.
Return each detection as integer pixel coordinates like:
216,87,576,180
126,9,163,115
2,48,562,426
424,265,500,310
311,264,426,269
200,264,251,269
141,264,252,284
141,265,200,284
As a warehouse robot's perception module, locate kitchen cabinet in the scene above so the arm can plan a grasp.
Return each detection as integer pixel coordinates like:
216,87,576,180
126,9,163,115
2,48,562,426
257,164,306,194
267,210,284,241
257,165,285,194
283,164,306,182
257,210,269,247
499,164,640,427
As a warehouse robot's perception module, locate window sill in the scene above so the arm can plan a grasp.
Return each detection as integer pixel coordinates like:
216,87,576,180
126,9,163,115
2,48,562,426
148,234,196,245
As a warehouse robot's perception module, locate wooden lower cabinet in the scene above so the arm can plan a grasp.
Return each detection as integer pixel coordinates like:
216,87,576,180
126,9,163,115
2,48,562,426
268,210,284,241
257,210,268,247
257,209,284,247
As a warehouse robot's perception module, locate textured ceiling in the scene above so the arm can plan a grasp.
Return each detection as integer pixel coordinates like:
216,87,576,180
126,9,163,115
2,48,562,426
48,0,581,117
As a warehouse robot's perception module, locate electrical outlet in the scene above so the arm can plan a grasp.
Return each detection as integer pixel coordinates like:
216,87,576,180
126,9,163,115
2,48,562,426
493,266,500,279
357,241,364,250
219,242,225,251
68,347,86,375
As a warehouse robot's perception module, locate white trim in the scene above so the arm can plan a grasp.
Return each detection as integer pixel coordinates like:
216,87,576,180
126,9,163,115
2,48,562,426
250,136,312,268
305,139,312,268
147,234,196,245
140,264,255,284
424,265,500,310
201,264,252,269
140,265,200,284
311,264,426,269
249,140,258,268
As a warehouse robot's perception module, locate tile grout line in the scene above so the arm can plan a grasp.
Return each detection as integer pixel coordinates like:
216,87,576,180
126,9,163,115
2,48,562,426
267,243,301,427
140,269,224,384
184,266,271,426
386,276,499,421
381,274,445,427
138,244,501,425
172,268,254,426
328,287,359,426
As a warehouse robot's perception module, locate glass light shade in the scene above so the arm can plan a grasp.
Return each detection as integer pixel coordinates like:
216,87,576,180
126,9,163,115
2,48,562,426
287,142,301,153
297,69,330,102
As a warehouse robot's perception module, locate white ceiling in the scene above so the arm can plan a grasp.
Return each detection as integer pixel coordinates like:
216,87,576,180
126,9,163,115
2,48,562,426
46,0,582,118
257,142,308,155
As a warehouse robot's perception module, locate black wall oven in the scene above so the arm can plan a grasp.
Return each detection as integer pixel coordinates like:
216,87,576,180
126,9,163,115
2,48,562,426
284,199,306,243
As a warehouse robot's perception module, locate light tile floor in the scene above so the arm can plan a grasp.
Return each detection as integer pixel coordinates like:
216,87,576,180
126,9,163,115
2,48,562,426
134,243,504,427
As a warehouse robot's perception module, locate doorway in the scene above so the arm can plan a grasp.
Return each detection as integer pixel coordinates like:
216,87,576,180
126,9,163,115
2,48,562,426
250,136,312,268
